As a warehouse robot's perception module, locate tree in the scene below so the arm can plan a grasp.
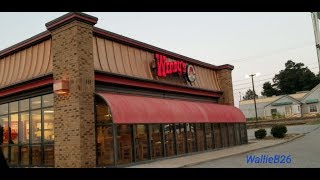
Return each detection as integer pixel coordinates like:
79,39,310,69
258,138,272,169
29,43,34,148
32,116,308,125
261,81,279,97
243,89,258,100
262,60,320,96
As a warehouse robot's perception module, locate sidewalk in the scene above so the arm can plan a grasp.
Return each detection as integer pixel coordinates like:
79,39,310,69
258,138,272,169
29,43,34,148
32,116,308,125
128,134,304,168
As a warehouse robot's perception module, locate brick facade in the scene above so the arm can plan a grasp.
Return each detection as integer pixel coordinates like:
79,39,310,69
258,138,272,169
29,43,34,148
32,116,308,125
217,69,234,105
47,15,97,168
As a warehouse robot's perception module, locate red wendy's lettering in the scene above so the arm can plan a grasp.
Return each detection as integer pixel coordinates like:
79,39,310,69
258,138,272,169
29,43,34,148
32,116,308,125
155,54,187,77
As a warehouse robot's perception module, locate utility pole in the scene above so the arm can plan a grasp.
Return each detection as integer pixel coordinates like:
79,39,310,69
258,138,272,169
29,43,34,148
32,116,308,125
249,74,258,125
311,12,320,73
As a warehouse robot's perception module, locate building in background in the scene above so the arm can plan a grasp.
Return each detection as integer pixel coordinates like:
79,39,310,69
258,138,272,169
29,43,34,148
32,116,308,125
240,83,320,119
0,12,247,168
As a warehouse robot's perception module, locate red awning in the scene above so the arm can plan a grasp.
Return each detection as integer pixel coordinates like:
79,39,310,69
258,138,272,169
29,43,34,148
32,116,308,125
97,93,245,124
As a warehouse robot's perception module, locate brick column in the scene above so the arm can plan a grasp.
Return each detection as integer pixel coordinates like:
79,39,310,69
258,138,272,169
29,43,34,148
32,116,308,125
217,67,234,105
46,13,98,168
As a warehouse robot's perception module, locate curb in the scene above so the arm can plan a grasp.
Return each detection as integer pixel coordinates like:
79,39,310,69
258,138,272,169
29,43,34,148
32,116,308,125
181,134,305,168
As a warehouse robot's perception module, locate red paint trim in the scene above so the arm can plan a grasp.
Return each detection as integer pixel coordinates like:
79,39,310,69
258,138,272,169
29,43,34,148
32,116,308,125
0,31,51,59
93,27,234,71
46,14,97,31
95,74,222,98
218,64,234,70
0,77,53,97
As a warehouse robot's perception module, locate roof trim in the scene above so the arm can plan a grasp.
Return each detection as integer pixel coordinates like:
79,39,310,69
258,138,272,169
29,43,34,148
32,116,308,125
300,83,320,102
0,31,51,59
0,76,53,98
93,27,234,71
46,12,98,31
95,71,222,98
264,95,301,108
305,99,319,104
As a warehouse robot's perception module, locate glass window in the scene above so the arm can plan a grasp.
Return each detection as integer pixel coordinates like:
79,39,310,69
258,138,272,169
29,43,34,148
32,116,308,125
1,115,9,144
205,124,213,150
2,146,9,161
116,125,133,165
20,146,30,166
150,124,163,159
220,123,228,147
43,108,54,143
164,124,175,157
10,114,19,144
19,112,30,144
234,123,241,145
0,104,8,115
186,123,196,153
134,124,149,161
97,125,114,166
42,94,53,107
9,101,18,113
1,94,54,167
227,124,235,146
31,97,41,110
31,110,41,144
44,144,54,166
310,104,318,112
213,124,222,148
31,145,42,166
96,97,112,124
19,99,29,112
95,96,114,167
175,124,186,154
271,108,277,115
196,124,205,151
9,145,19,166
240,123,247,144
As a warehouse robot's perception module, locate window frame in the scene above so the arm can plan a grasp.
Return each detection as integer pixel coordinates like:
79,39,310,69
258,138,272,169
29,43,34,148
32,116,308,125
309,104,318,113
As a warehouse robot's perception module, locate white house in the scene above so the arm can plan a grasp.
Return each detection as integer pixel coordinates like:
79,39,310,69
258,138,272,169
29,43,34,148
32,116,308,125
239,83,320,119
264,95,302,118
300,83,320,117
239,96,282,118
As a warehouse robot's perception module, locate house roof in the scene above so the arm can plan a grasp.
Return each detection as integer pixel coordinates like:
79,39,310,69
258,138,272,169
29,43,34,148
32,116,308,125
300,83,320,102
240,92,308,105
289,92,308,100
240,96,281,105
264,95,302,108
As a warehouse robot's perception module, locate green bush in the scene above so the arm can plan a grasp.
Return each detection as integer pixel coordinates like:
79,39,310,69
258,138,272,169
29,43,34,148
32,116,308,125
272,113,277,119
271,125,287,138
255,129,267,139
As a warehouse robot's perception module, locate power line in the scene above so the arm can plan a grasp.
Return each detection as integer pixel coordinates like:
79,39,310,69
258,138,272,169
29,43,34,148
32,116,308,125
233,77,274,87
233,84,264,91
232,62,319,83
233,73,274,83
226,42,314,64
232,66,320,92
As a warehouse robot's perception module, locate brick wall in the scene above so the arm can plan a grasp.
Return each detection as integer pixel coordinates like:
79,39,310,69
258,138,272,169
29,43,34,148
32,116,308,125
50,20,96,168
217,69,234,105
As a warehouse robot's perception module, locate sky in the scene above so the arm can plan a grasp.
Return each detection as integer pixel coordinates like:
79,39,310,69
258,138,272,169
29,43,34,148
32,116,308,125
0,12,319,107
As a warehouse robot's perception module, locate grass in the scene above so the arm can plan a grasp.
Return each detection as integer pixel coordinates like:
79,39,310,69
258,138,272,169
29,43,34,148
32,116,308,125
306,120,320,125
254,133,299,140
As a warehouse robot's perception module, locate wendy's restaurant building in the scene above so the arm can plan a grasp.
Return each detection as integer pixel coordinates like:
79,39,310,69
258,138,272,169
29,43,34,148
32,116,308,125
0,12,247,168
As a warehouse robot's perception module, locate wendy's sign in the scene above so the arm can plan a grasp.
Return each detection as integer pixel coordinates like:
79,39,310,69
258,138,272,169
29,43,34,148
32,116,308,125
154,54,187,77
153,53,196,83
